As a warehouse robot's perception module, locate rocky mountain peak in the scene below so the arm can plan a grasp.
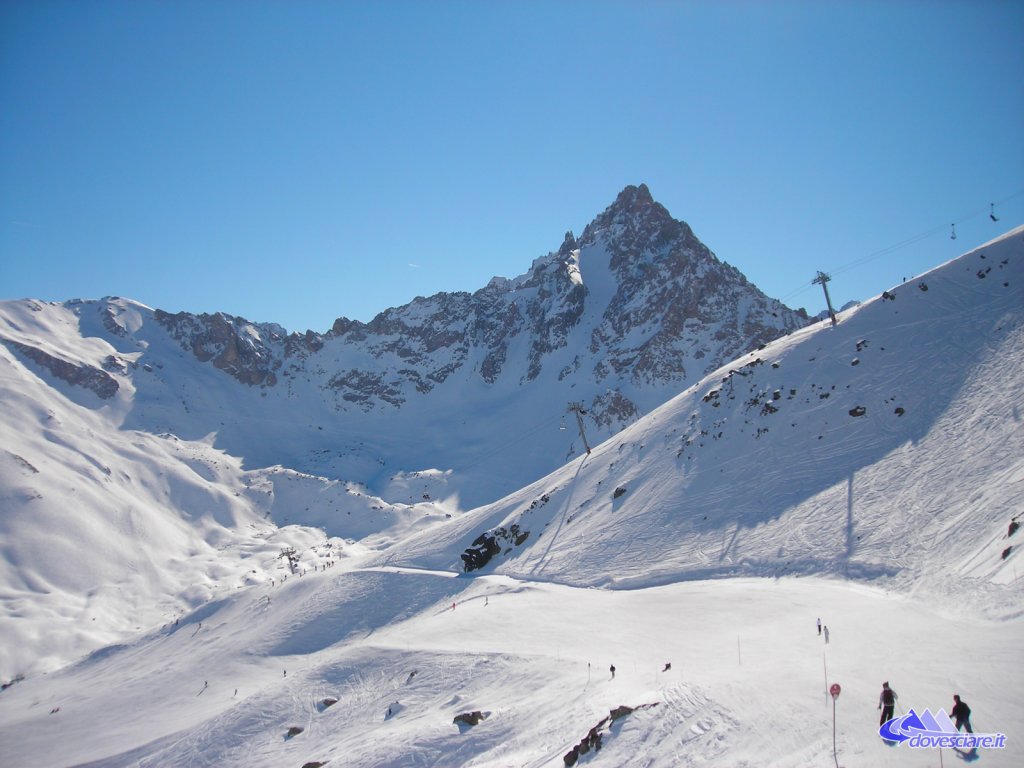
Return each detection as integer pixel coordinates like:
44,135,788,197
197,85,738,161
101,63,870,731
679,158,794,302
557,230,578,258
613,182,654,209
579,183,689,264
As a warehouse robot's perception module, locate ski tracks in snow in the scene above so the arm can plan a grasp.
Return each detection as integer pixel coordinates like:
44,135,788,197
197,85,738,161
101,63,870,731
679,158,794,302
597,683,738,767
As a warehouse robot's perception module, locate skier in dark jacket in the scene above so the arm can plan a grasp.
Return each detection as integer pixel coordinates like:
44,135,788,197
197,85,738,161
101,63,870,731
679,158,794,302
879,682,897,726
951,694,973,733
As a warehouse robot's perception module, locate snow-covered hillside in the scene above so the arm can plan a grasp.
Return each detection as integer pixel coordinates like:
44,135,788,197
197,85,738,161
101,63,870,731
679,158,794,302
381,227,1024,615
0,226,1021,767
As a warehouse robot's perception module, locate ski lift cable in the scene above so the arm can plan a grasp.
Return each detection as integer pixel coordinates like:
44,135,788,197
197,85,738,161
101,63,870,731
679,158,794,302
777,188,1024,304
830,187,1023,279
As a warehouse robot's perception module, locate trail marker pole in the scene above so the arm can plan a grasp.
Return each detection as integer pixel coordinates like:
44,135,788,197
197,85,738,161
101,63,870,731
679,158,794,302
823,653,829,706
830,683,841,768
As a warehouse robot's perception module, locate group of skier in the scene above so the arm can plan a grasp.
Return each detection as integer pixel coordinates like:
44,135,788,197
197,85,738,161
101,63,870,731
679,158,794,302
878,682,972,733
816,620,975,736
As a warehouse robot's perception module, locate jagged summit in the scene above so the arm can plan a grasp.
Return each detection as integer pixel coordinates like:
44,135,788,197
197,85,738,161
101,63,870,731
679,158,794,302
556,229,578,258
580,183,694,264
611,182,656,211
587,182,665,231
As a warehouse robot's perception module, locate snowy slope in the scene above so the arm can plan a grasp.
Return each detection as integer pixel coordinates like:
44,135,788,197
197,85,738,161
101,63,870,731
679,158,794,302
0,230,1021,767
380,227,1024,615
0,563,1019,766
0,299,447,679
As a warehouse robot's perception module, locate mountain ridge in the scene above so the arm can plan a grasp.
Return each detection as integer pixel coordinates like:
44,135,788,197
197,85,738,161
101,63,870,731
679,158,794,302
1,185,808,510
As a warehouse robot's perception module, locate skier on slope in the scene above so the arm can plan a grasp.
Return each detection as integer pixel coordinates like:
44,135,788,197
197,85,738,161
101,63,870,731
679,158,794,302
879,682,898,726
951,694,973,734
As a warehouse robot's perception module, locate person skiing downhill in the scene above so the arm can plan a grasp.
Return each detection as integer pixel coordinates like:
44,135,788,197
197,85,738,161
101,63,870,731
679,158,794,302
951,694,973,733
879,682,898,726
817,618,821,635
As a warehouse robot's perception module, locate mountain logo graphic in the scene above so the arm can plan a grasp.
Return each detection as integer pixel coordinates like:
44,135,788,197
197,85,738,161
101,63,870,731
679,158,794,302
879,708,1007,749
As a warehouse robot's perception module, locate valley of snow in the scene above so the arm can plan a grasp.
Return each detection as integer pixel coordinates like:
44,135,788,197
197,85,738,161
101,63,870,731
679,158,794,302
1,224,1022,766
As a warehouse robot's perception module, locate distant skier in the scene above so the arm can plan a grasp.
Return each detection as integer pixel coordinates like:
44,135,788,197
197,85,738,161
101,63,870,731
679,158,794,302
823,625,829,644
817,617,821,635
879,682,898,726
951,694,973,733
609,664,616,679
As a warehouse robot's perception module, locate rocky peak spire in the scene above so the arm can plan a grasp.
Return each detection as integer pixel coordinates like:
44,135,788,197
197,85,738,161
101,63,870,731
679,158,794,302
557,230,578,258
613,183,655,212
579,183,689,261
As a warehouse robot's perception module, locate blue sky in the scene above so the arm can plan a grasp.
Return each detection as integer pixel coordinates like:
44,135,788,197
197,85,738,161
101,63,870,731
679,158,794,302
2,0,1022,333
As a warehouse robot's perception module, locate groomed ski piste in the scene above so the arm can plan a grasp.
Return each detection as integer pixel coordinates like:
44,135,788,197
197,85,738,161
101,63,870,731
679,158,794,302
1,228,1022,766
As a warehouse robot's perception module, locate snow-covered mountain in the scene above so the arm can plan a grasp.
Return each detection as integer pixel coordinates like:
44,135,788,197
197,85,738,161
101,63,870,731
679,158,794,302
0,197,1021,766
0,185,810,678
4,186,806,509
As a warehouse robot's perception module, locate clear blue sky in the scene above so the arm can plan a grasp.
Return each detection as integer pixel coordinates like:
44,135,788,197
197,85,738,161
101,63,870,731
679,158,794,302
2,1,1022,333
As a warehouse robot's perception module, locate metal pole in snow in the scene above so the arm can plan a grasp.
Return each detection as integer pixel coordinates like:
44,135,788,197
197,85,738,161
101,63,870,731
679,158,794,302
829,683,841,768
737,636,741,666
832,695,839,768
823,657,829,705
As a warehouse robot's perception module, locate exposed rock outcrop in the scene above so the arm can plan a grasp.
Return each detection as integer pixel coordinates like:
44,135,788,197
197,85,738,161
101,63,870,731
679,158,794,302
453,710,489,728
155,309,281,387
2,339,119,399
461,524,530,572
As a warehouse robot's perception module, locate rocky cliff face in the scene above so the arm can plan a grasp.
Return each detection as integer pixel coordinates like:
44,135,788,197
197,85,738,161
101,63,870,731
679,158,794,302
151,185,806,431
1,338,120,399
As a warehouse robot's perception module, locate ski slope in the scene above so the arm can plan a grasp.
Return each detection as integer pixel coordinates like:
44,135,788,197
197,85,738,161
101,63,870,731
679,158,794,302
0,567,1018,767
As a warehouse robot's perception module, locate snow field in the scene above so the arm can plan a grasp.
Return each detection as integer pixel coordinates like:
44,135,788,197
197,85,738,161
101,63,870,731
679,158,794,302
0,567,1019,767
